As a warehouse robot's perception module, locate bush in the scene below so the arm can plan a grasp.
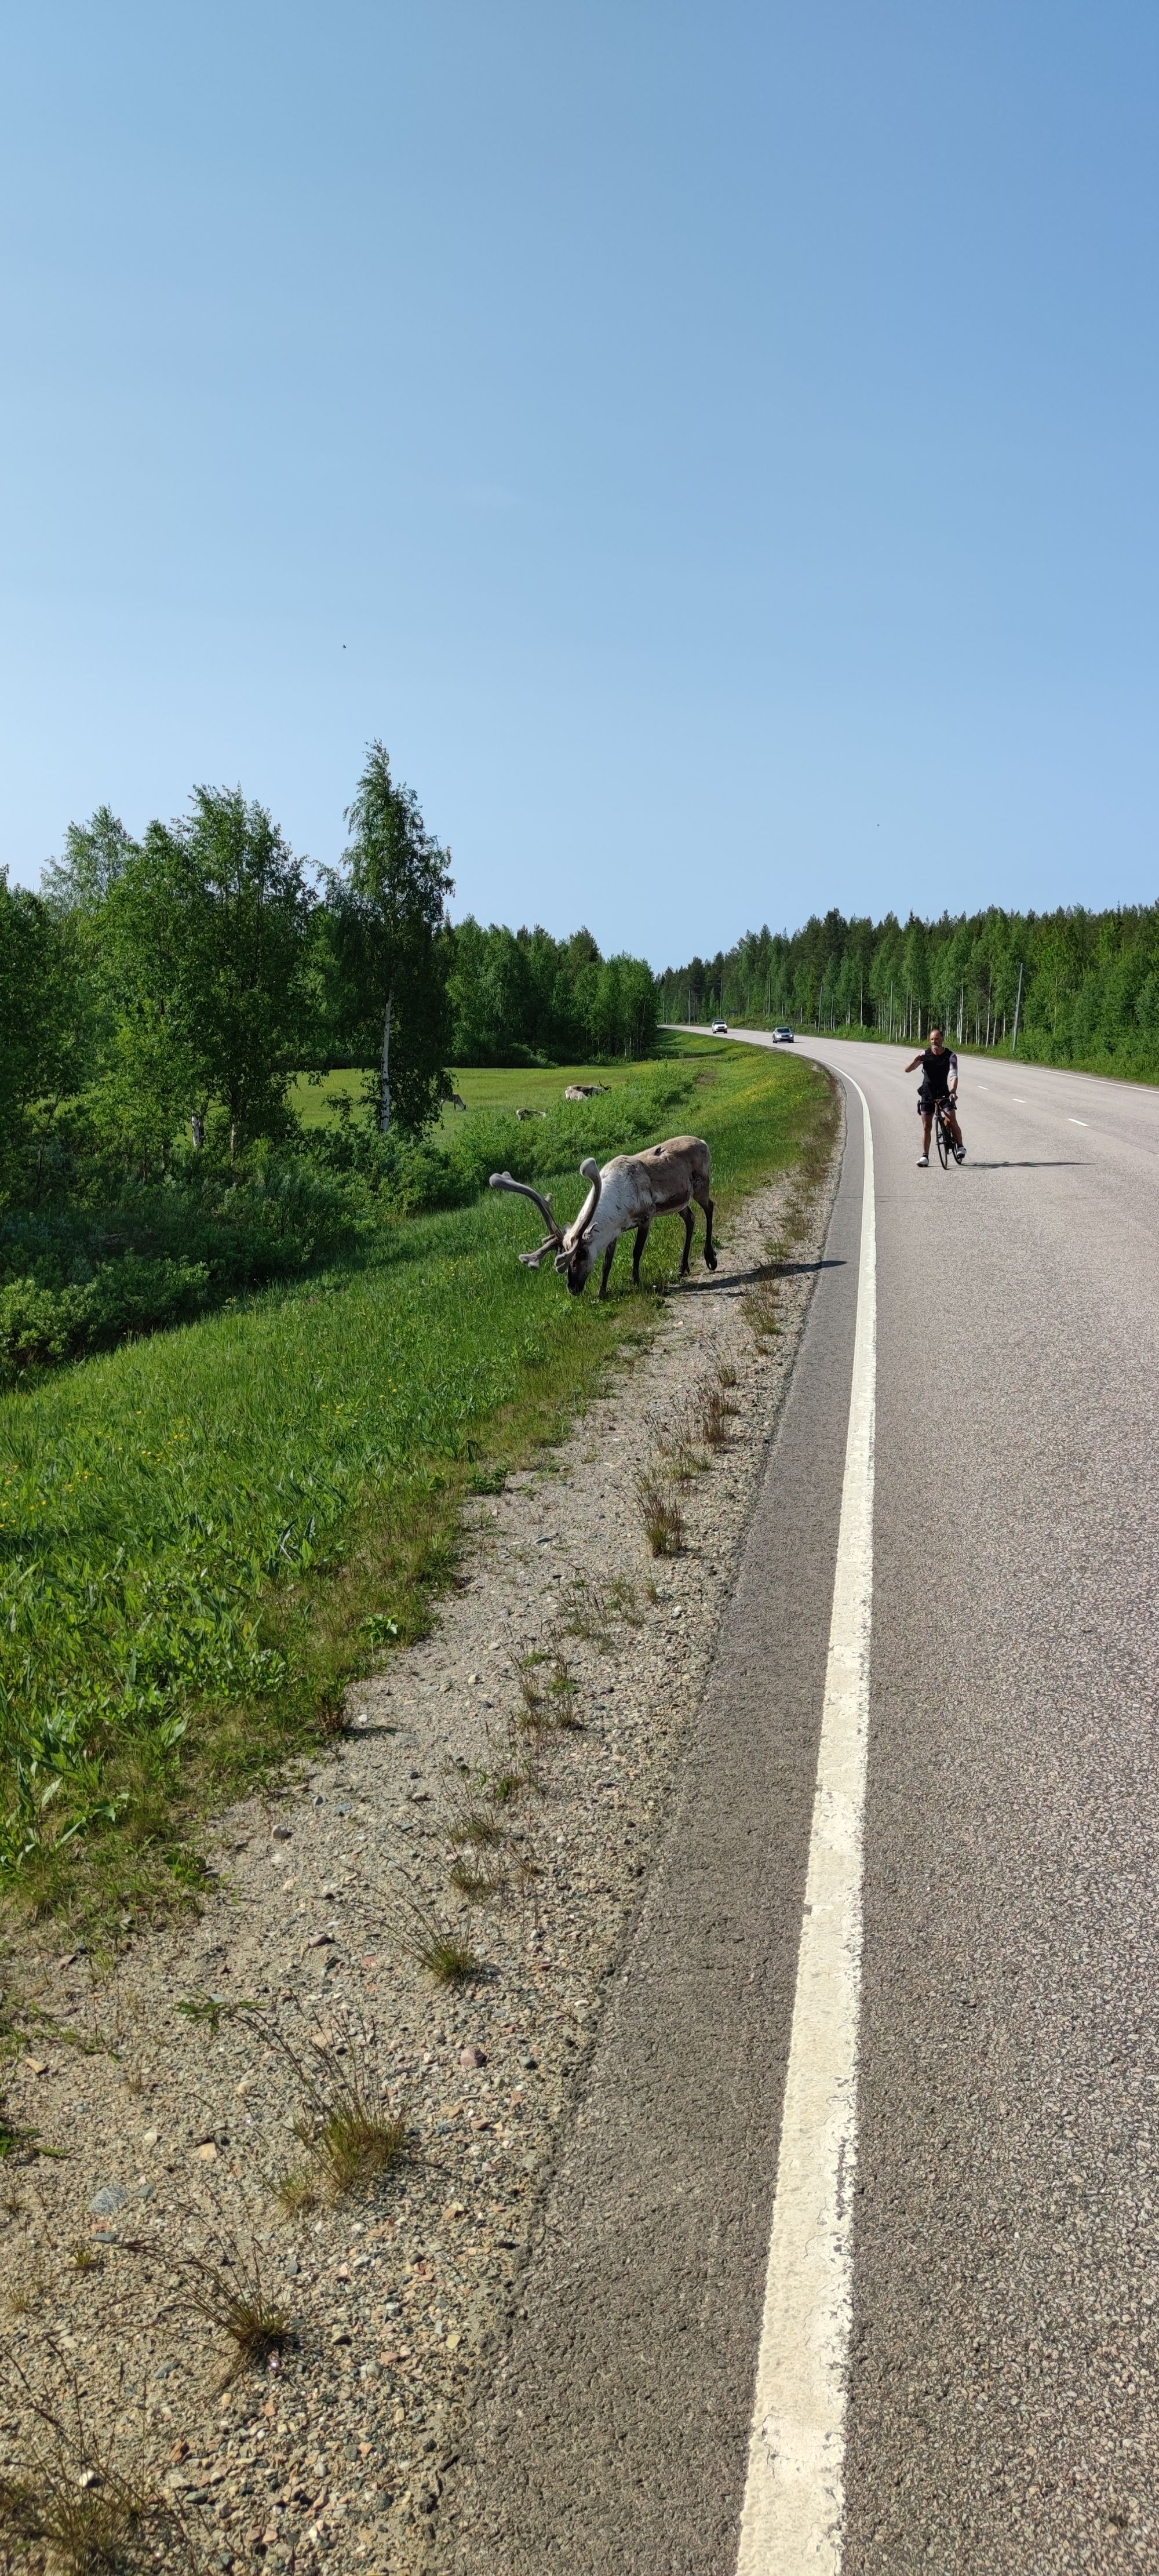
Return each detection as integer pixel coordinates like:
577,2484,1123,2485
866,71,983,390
0,1257,210,1374
0,1162,373,1380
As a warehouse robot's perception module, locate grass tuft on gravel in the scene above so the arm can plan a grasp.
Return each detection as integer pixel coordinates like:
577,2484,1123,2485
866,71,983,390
636,1473,687,1558
398,1900,482,1985
0,1038,834,1927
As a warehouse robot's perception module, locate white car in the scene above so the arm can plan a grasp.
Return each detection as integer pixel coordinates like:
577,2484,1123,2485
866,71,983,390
711,1018,728,1034
772,1025,794,1042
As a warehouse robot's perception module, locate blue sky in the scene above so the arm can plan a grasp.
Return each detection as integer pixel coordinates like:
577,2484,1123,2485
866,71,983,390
2,1,1157,964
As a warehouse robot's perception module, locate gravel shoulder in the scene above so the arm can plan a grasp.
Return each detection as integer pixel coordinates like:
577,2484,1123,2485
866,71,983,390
0,1098,840,2576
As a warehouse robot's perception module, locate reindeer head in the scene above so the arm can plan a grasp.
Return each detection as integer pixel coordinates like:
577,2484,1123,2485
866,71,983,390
490,1158,605,1295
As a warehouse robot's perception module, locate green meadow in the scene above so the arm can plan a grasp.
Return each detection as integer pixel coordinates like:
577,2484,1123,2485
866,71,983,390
290,1055,654,1132
0,1038,830,1924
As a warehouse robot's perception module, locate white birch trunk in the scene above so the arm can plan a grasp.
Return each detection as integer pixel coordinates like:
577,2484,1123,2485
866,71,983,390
380,985,393,1134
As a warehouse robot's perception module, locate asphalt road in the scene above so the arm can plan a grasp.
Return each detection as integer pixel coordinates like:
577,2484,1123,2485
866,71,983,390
444,1039,1159,2574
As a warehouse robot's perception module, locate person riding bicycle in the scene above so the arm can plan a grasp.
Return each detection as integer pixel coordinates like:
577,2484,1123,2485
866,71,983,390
906,1028,965,1166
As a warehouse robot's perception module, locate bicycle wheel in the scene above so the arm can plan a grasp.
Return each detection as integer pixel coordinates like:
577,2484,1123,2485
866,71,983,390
935,1109,950,1167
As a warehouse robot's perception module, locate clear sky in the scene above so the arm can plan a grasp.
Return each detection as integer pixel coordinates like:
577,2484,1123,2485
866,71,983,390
3,1,1157,964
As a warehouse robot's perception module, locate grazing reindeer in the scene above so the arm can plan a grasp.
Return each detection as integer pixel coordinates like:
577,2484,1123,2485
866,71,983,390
491,1136,716,1297
449,1091,468,1111
563,1082,610,1100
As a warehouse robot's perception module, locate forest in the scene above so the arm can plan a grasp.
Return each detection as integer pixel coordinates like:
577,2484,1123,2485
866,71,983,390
0,747,658,1374
658,903,1159,1077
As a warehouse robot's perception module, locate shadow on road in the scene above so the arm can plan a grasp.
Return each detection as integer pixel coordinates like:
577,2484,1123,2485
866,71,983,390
678,1254,847,1294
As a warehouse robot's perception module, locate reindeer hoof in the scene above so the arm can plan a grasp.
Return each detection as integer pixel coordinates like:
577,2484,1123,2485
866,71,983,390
705,1252,718,1271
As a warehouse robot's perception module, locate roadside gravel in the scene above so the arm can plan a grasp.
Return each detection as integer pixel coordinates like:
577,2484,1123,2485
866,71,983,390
0,1100,839,2575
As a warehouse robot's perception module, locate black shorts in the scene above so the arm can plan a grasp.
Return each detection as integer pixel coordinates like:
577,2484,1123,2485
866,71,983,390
917,1086,953,1118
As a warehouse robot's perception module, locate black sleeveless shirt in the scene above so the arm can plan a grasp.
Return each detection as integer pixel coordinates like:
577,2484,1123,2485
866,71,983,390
919,1046,956,1097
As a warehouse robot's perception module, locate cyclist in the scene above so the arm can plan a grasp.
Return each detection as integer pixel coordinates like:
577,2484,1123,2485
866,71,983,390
906,1028,965,1166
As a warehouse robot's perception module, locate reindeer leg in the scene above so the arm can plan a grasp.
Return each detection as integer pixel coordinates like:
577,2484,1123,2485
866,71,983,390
704,1197,717,1271
679,1207,694,1276
598,1241,617,1300
632,1219,652,1286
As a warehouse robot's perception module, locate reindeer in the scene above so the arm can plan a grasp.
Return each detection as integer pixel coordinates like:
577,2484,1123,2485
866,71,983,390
449,1091,468,1111
563,1082,610,1100
490,1136,716,1297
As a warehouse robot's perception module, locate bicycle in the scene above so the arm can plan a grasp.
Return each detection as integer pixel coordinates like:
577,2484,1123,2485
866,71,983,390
934,1097,963,1167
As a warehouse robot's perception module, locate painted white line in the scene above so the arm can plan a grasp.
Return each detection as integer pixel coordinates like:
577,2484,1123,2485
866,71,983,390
1069,1118,1088,1126
736,1078,876,2576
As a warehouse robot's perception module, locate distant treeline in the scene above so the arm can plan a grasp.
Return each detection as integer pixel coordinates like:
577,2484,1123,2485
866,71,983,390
658,904,1159,1075
447,919,657,1067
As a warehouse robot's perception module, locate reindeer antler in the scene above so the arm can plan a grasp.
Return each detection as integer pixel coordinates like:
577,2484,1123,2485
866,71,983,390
568,1156,604,1242
490,1171,564,1264
489,1171,560,1232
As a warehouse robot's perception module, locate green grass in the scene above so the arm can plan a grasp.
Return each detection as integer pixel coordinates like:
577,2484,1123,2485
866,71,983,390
0,1037,832,1926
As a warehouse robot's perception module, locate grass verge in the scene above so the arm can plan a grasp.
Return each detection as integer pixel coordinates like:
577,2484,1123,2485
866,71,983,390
0,1037,834,1930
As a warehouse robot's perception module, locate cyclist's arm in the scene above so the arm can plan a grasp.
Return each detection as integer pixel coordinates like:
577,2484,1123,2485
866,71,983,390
947,1049,958,1096
905,1054,924,1073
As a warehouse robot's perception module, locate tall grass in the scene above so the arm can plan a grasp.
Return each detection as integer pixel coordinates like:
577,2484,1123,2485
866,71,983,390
0,1039,830,1920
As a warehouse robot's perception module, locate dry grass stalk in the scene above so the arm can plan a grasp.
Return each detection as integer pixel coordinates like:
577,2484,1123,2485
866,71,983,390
742,1276,780,1340
655,1403,709,1486
448,1806,507,1850
247,2003,410,2202
66,2240,104,2275
515,1651,579,1735
699,1383,738,1447
557,1574,637,1649
449,1858,508,1902
274,2164,320,2218
170,2202,291,2383
392,1895,480,1985
636,1474,686,1558
0,2343,198,2574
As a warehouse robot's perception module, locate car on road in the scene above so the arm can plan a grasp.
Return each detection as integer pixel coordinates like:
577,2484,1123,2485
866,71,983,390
772,1025,794,1042
711,1018,728,1034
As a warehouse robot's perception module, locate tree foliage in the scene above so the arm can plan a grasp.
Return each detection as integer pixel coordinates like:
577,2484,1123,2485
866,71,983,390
446,919,657,1063
0,875,85,1138
0,749,658,1210
325,743,454,1134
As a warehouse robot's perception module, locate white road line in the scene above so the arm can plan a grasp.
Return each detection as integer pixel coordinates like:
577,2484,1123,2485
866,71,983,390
1069,1118,1088,1126
736,1078,876,2576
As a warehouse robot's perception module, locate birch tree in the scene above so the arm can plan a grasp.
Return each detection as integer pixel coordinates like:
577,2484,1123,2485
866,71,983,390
330,744,453,1134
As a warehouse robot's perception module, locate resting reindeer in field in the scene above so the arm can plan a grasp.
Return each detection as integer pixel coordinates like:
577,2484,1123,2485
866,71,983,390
491,1137,716,1298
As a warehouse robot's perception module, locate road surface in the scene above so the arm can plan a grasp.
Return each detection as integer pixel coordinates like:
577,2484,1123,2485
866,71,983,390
444,1038,1159,2574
